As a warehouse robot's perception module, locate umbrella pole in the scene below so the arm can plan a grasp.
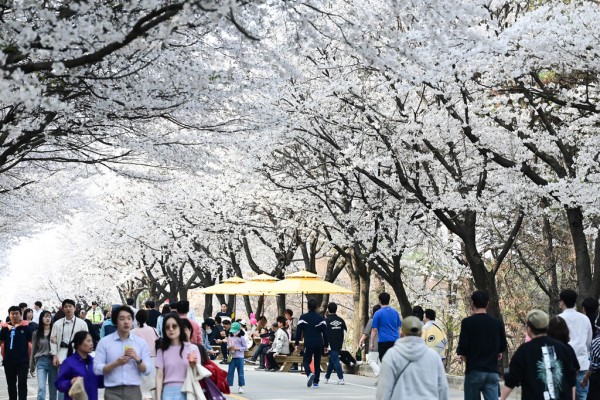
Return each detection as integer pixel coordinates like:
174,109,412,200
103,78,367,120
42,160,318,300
302,293,304,314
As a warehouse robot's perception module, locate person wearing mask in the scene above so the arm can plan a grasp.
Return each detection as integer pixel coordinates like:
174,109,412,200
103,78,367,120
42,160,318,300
50,299,88,400
131,310,158,400
55,331,104,400
0,305,33,400
226,322,247,394
30,310,58,400
155,314,201,400
295,299,329,388
94,305,151,400
324,302,347,385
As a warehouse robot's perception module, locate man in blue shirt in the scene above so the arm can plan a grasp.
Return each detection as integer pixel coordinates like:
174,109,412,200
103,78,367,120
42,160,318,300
94,305,151,400
0,305,33,400
370,292,402,361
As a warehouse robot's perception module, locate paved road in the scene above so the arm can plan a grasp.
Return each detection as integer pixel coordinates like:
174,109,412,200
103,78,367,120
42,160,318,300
0,365,468,400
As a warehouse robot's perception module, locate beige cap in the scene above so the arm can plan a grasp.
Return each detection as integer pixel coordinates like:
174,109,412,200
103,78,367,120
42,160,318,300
527,309,549,329
401,316,423,335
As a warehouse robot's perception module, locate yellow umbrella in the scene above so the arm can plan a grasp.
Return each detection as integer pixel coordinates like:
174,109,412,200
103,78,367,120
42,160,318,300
196,276,247,294
235,274,280,295
270,270,353,314
270,270,353,294
234,274,280,317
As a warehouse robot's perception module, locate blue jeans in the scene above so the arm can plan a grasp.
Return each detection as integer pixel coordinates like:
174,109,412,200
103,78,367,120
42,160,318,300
36,355,58,400
227,358,245,387
162,385,185,400
576,370,589,400
464,371,499,400
325,350,343,380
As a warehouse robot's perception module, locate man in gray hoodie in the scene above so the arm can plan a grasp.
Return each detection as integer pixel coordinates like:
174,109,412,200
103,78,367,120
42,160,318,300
376,316,448,400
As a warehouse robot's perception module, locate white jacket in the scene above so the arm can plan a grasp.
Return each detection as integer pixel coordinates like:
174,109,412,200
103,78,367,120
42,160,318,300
50,317,89,363
271,328,290,355
376,336,448,400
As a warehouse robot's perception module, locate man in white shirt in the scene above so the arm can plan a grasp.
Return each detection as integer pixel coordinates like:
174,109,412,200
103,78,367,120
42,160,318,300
33,301,43,324
559,289,593,400
50,299,89,400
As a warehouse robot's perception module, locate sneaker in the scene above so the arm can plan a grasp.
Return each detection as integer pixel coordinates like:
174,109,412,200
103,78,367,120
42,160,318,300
307,373,314,387
313,383,319,388
337,379,345,385
245,358,256,364
220,360,229,365
238,387,244,394
255,367,266,371
324,378,329,384
356,361,363,365
289,367,299,372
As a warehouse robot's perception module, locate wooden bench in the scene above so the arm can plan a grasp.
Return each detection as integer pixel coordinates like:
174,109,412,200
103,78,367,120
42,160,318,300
274,354,329,372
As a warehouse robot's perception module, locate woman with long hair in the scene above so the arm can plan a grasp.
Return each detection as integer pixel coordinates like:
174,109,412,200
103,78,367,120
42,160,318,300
155,314,200,400
55,331,103,400
132,310,158,400
30,310,57,400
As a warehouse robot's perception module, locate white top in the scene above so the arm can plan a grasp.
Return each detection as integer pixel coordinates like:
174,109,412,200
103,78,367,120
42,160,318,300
50,316,89,363
33,308,43,325
560,308,593,370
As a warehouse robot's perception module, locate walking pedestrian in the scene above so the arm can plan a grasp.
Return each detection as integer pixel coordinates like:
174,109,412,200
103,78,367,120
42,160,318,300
144,300,161,329
175,301,202,346
33,301,44,325
88,302,104,326
155,314,201,400
99,305,119,339
559,289,593,400
94,305,151,400
581,298,599,339
80,310,100,349
370,292,402,361
156,303,171,338
55,331,104,400
0,305,33,400
457,290,507,400
500,310,578,400
295,299,329,388
376,316,448,400
226,322,247,393
324,302,347,385
30,310,58,400
422,309,448,361
50,299,88,400
359,304,382,378
131,310,159,400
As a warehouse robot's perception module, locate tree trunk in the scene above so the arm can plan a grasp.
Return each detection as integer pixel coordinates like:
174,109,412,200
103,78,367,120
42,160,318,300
276,294,286,317
543,216,560,315
565,207,594,302
203,294,213,319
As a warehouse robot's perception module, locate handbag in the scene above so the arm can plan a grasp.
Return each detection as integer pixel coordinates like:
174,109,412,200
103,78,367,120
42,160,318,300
201,378,226,400
68,377,88,400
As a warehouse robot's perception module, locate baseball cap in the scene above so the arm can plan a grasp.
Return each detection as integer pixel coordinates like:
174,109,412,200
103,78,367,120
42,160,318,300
527,309,549,329
239,319,247,327
401,316,422,335
230,322,242,335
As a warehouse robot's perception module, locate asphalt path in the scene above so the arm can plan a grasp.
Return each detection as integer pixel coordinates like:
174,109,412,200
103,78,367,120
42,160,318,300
0,365,469,400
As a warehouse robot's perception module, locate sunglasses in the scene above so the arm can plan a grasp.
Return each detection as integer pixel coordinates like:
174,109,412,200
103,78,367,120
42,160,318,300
165,324,179,331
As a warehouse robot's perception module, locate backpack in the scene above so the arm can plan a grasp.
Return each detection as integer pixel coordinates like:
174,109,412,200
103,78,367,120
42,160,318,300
104,324,117,336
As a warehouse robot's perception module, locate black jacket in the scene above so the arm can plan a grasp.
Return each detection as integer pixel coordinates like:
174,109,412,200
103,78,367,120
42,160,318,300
295,310,328,348
326,314,347,351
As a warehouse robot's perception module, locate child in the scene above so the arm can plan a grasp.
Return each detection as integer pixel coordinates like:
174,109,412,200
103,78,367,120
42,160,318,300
250,327,272,369
227,322,248,394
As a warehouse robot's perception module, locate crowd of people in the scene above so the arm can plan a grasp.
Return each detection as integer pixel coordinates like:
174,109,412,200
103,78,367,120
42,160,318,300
1,289,599,400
